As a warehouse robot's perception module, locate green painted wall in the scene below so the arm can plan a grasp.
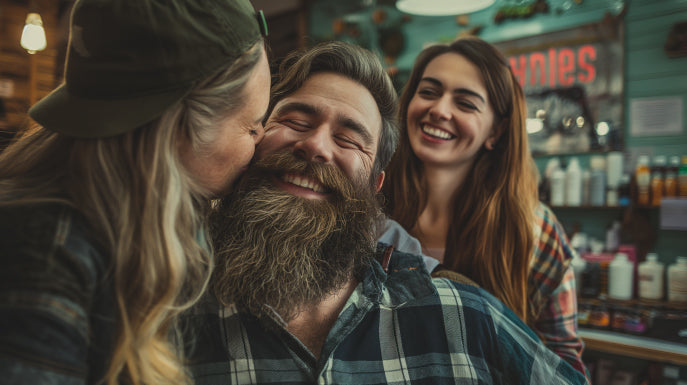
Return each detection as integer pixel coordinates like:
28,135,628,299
308,0,687,264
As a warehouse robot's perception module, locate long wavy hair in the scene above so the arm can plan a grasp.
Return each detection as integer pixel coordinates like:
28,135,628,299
383,37,538,323
0,42,263,385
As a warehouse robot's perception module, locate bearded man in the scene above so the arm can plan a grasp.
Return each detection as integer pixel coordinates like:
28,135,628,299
186,41,587,385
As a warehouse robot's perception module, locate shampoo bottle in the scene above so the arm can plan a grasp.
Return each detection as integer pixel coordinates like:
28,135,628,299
638,253,664,300
608,252,634,300
668,256,687,302
565,157,582,206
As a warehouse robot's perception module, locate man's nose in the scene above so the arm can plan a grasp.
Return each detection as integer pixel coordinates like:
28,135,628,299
292,127,333,163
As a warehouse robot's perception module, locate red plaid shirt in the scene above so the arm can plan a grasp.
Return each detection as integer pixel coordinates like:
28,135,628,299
529,203,589,382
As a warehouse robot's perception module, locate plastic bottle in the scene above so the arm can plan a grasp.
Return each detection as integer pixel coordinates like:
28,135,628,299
667,256,687,302
605,221,621,253
650,155,666,206
664,155,679,197
617,173,631,206
679,155,687,197
638,253,664,300
589,155,607,206
540,158,561,205
608,252,634,300
550,168,566,207
606,152,620,206
571,252,587,295
606,151,624,189
580,262,601,298
581,169,591,206
635,155,651,206
565,157,582,206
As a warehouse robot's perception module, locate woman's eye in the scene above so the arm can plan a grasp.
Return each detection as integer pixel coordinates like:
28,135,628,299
457,101,478,111
418,88,438,97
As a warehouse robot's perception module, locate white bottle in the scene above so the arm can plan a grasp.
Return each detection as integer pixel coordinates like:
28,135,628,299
589,156,607,206
667,256,687,303
606,151,624,189
581,169,591,206
608,252,634,300
565,157,582,206
571,252,587,295
605,221,621,253
638,253,664,300
550,168,566,206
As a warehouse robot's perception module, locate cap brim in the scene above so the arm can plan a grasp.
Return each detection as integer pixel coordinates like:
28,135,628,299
29,83,192,138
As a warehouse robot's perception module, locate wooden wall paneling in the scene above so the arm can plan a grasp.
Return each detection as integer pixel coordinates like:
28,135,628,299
0,0,60,132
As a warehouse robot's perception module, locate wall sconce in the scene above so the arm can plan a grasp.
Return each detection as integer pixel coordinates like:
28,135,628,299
396,0,495,16
21,13,47,54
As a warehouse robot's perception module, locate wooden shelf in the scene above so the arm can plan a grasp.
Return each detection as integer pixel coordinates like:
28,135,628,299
580,328,687,365
549,205,658,210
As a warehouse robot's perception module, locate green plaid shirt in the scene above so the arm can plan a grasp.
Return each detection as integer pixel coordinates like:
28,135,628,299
186,246,587,385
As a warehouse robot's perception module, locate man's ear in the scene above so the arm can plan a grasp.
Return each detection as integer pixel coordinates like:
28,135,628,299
375,171,385,192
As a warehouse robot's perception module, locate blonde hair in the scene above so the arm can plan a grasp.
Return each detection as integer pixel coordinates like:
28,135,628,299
0,42,263,385
383,37,538,323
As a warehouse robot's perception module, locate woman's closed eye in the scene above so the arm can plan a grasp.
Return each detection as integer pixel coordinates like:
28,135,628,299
418,88,441,98
457,100,478,111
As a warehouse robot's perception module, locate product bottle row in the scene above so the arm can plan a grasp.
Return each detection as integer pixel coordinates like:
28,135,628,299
540,152,687,208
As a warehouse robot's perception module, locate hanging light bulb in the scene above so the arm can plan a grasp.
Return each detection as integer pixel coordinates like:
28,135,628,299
21,13,47,54
396,0,495,16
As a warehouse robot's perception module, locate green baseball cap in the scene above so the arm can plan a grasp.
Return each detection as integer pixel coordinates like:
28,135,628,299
29,0,268,138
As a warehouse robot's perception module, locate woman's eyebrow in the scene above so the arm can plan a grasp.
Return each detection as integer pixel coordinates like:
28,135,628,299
420,76,486,104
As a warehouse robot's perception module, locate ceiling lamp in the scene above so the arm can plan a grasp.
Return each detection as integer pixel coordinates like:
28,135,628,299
396,0,495,15
21,13,47,54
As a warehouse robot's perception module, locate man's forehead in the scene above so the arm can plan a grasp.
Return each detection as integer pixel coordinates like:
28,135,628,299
272,72,382,140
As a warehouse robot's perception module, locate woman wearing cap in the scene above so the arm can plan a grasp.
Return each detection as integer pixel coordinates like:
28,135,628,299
378,36,587,380
0,0,269,384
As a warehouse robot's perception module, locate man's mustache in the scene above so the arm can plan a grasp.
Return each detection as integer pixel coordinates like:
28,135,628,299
239,151,359,202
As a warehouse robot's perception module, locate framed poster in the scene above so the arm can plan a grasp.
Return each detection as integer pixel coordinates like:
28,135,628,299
494,19,625,156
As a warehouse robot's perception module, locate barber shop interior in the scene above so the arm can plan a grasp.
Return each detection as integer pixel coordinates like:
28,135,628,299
1,0,686,384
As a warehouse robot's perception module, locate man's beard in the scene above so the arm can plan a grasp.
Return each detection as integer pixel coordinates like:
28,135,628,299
209,151,381,322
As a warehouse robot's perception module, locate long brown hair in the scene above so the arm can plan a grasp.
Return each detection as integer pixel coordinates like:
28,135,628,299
383,36,538,323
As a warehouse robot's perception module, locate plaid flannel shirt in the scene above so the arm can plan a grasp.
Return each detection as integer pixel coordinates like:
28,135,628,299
529,203,586,381
186,246,587,385
0,203,116,385
378,203,588,382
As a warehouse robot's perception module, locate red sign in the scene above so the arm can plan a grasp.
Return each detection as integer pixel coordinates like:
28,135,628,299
494,20,624,155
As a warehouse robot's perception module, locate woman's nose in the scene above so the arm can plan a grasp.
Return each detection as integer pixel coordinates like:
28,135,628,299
428,96,452,121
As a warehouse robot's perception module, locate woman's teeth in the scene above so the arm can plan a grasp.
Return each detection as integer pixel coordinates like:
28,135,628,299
422,125,454,140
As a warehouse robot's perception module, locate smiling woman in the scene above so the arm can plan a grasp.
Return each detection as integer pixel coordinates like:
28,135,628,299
380,36,589,382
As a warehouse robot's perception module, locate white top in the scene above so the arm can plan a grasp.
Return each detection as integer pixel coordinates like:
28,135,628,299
377,218,441,273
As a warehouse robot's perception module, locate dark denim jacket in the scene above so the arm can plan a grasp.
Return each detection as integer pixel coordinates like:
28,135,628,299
0,203,116,385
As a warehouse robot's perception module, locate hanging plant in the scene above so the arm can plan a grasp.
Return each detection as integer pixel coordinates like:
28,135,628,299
494,0,549,24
